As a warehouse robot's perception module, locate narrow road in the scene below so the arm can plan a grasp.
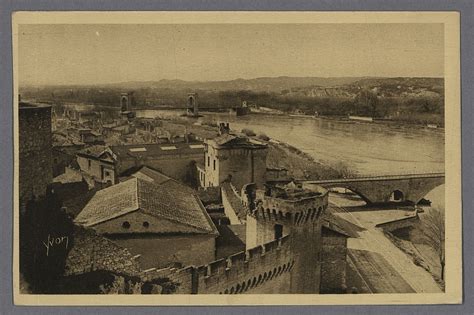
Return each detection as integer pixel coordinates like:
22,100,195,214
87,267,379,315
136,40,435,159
330,194,442,293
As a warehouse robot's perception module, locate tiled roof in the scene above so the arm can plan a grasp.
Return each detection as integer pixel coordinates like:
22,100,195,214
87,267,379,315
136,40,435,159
64,226,141,277
77,145,109,158
210,133,267,148
132,166,173,185
131,166,197,195
74,179,139,226
214,134,237,146
53,170,84,184
75,177,218,235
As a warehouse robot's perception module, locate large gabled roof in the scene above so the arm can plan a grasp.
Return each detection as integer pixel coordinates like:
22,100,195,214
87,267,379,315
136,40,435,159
75,176,218,235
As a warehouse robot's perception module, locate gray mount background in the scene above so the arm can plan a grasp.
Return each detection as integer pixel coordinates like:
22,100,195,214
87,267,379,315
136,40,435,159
1,0,472,314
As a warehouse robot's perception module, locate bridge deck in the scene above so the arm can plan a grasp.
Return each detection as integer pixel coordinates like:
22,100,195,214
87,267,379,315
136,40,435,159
302,173,445,184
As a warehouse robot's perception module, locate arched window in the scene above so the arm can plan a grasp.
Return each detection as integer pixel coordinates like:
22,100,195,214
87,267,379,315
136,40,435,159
390,190,404,202
143,221,149,228
122,221,130,229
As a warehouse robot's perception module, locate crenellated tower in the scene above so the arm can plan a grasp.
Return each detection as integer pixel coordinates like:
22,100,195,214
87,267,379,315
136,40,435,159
245,183,329,293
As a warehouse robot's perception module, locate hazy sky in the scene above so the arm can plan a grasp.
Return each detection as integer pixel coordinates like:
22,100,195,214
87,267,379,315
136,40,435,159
18,23,444,86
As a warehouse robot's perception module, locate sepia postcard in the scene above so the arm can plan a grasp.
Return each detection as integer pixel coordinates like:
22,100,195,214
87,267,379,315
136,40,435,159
12,11,462,305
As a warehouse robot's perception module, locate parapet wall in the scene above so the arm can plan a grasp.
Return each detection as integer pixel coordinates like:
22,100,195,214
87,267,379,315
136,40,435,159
257,189,328,214
141,235,295,294
221,183,247,224
253,192,328,227
375,214,420,232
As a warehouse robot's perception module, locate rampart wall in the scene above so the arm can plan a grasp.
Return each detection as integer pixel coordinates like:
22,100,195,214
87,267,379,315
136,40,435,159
221,183,246,224
320,227,348,293
141,235,294,294
19,104,53,210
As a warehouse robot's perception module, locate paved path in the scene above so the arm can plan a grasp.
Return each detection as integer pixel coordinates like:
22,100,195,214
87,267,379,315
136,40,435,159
330,193,442,293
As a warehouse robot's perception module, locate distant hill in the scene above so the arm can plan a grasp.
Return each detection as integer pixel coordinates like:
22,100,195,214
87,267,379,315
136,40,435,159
283,77,444,99
25,77,369,92
22,76,443,99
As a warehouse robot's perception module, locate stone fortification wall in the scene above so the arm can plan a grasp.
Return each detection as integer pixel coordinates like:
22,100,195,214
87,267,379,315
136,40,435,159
246,187,330,293
221,183,246,224
19,104,53,210
320,227,348,293
247,189,328,249
140,235,294,294
257,190,328,218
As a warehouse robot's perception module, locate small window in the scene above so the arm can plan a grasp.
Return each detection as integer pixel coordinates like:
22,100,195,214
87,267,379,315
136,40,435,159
88,159,92,169
143,221,149,228
207,156,210,167
274,224,283,240
122,221,130,229
213,159,216,170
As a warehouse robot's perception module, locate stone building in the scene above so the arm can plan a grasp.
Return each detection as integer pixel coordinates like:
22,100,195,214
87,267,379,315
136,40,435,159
74,176,219,269
198,124,268,190
19,101,53,210
110,142,205,184
76,142,205,186
76,145,117,184
245,183,330,293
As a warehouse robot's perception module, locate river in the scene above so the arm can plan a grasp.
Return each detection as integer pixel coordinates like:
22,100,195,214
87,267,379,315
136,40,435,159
137,109,446,208
136,110,444,175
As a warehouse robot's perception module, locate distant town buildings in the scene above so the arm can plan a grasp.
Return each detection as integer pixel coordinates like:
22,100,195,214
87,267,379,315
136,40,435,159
18,91,351,295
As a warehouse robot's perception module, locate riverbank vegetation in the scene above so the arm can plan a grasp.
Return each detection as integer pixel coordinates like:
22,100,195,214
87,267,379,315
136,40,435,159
20,76,444,126
385,207,446,291
265,142,354,180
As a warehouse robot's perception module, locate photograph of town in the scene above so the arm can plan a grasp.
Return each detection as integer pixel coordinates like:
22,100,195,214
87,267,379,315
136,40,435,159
14,13,456,302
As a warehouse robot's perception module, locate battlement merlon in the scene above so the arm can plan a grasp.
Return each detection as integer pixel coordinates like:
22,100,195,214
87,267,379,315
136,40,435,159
255,186,328,216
